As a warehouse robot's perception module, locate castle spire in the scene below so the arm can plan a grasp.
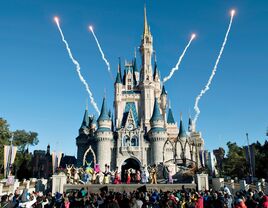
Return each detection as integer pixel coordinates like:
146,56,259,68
143,5,150,37
150,98,163,122
178,113,187,138
115,59,122,84
80,107,89,128
97,97,110,122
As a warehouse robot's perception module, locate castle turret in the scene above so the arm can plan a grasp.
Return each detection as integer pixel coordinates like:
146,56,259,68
114,60,123,128
153,57,161,98
178,114,187,139
148,98,167,165
133,53,139,84
76,107,90,167
96,97,113,170
160,85,168,124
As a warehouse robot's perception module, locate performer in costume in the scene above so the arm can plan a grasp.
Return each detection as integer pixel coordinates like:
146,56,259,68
126,169,131,184
113,167,121,184
136,169,141,184
103,164,109,184
150,164,157,184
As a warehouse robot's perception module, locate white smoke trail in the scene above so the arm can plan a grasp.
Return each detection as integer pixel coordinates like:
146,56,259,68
89,26,113,81
163,34,196,83
54,17,100,115
193,10,236,125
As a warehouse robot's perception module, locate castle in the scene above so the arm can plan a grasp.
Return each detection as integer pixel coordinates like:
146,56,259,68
76,7,204,174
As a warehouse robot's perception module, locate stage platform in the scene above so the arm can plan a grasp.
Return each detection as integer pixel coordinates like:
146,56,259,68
63,183,197,193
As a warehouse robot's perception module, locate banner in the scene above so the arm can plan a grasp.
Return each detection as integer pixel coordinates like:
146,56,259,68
52,151,62,173
3,145,17,178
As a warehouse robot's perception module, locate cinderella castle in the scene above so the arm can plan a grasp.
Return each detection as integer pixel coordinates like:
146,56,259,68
76,7,205,175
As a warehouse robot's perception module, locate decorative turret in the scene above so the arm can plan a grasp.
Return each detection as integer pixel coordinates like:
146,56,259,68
46,144,50,155
133,50,139,83
95,97,113,170
167,108,175,124
153,55,160,82
79,107,89,135
178,114,187,139
160,85,167,115
188,116,194,132
149,98,167,165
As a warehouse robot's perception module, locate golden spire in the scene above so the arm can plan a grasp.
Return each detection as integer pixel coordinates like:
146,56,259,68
143,5,150,37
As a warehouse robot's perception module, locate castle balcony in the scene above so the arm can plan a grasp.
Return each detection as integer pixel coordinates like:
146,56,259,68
120,146,140,153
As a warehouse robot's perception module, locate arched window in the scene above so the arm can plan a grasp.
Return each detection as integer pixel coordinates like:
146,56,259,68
123,135,130,147
131,135,139,146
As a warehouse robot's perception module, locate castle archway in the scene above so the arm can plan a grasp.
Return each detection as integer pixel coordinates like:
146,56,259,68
120,157,141,182
83,146,96,166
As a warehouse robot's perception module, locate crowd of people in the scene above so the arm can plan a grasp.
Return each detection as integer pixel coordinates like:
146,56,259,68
1,185,268,208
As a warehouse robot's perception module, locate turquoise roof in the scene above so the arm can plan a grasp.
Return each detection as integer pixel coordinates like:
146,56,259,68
121,102,138,127
97,127,111,132
178,118,187,138
80,109,89,129
115,71,122,84
161,85,167,96
167,108,175,124
97,97,110,122
150,127,166,132
150,98,163,122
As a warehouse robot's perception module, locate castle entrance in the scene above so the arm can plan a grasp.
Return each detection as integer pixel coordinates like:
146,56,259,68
121,158,141,183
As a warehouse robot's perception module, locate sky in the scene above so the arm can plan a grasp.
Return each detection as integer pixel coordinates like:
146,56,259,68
0,0,267,156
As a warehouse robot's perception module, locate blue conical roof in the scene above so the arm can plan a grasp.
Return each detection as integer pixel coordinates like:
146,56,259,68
167,108,175,124
97,97,110,121
153,62,160,79
161,85,167,96
80,109,89,128
150,98,163,122
188,117,192,132
178,116,187,138
115,60,122,84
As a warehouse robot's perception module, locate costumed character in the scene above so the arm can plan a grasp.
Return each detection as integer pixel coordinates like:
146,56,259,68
136,169,141,183
141,166,149,184
126,169,131,184
103,164,110,184
113,167,121,184
150,164,157,184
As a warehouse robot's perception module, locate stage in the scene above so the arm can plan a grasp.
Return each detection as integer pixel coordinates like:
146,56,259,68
63,183,197,193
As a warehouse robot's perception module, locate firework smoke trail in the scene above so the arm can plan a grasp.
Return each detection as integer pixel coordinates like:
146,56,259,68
54,17,100,115
163,33,196,83
89,26,113,80
193,10,236,125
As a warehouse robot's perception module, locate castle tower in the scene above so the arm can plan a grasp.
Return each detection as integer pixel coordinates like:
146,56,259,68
140,6,155,129
76,107,90,167
96,97,113,170
160,85,168,125
114,60,123,128
148,98,167,165
153,58,161,98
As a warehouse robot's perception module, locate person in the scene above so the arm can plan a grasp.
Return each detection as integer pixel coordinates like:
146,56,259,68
150,164,157,184
114,167,121,184
167,166,173,184
136,170,141,184
126,169,131,184
141,166,148,184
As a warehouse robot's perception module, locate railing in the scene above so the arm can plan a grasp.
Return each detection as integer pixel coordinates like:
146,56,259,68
120,146,140,152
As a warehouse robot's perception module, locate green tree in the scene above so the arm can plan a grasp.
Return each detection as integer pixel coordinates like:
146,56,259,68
0,117,39,178
222,142,248,179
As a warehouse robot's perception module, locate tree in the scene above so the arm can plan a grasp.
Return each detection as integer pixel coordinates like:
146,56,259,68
222,142,248,179
0,117,39,178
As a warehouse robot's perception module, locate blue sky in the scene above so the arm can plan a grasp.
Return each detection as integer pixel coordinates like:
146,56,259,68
0,0,267,156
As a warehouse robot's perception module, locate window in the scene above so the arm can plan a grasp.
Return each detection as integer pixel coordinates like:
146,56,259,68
131,136,139,146
128,78,131,82
128,85,132,90
123,135,130,146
